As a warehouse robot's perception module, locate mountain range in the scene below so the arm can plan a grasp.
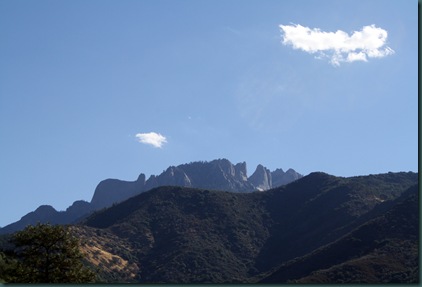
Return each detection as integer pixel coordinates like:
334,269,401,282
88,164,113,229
0,163,418,283
66,170,418,283
0,159,302,234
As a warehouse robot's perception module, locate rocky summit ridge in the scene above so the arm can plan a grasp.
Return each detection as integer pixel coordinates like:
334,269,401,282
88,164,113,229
90,159,302,209
77,171,418,283
0,159,302,234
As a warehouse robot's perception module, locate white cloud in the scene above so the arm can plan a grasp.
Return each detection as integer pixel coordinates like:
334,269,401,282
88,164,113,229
279,24,394,66
135,132,167,148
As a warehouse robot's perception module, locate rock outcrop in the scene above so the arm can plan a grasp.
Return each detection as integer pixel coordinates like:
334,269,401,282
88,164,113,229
249,164,272,191
271,168,303,187
90,159,302,210
0,159,302,234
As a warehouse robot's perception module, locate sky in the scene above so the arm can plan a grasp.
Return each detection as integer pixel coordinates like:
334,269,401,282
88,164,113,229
0,0,418,227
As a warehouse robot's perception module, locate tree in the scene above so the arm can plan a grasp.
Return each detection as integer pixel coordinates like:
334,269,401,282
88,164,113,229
3,223,96,283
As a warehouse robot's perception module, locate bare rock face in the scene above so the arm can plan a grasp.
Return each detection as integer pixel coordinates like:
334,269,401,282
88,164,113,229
91,159,299,210
249,164,272,191
90,176,145,210
176,159,255,192
235,162,248,182
272,168,303,187
156,166,192,187
0,158,303,234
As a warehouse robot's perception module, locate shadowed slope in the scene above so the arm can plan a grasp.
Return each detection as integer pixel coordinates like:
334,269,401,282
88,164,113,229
79,171,417,283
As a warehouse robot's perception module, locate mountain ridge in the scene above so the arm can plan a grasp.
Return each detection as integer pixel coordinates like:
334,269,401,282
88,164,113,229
72,171,418,283
0,158,302,234
259,184,419,283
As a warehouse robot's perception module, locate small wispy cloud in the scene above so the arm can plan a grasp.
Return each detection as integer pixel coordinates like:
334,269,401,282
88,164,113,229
135,132,167,148
279,24,394,66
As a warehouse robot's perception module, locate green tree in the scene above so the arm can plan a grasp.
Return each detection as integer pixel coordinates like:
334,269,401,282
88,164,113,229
0,252,10,282
3,223,96,283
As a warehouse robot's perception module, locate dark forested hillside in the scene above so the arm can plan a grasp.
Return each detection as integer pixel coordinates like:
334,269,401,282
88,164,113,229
74,171,418,283
0,159,302,235
260,184,419,283
83,187,269,282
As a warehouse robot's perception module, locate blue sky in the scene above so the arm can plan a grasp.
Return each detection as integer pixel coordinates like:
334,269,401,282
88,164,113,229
0,0,417,227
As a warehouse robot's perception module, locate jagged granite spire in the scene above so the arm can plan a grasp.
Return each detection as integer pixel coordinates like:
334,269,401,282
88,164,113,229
0,158,303,234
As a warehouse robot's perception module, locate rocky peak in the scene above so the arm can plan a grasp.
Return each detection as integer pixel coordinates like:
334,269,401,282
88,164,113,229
157,166,192,187
285,168,302,179
234,162,248,181
271,168,285,178
271,168,303,187
137,173,146,184
0,158,303,235
91,177,144,210
213,158,236,178
249,164,272,191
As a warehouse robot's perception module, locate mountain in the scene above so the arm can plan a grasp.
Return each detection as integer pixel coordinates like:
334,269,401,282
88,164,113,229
68,171,417,283
0,159,302,234
91,159,302,210
248,164,272,190
0,201,95,235
272,168,302,186
90,174,146,210
259,184,419,283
